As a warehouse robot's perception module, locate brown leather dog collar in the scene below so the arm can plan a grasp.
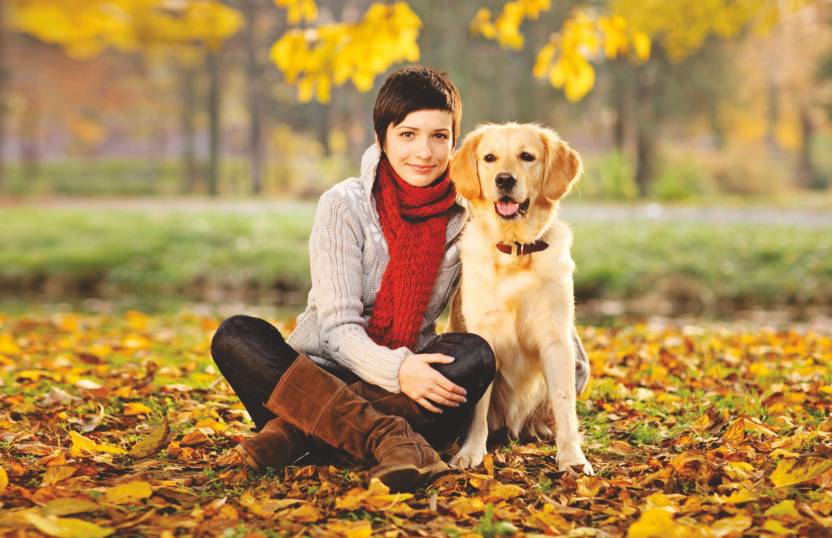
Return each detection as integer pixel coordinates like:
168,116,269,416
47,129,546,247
496,240,549,256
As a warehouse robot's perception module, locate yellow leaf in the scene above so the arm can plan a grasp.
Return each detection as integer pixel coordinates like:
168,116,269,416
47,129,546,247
194,418,228,432
128,422,169,458
626,508,695,538
104,481,153,504
485,483,524,502
123,403,153,416
771,457,832,488
0,333,21,354
632,31,651,62
765,500,800,518
327,519,372,538
285,503,322,523
43,498,100,517
23,512,113,538
709,514,752,537
0,466,7,492
716,487,756,504
762,519,793,535
69,432,126,458
448,496,486,518
41,465,78,487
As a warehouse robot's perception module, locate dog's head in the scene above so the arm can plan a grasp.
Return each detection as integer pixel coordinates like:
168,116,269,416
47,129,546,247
451,123,582,220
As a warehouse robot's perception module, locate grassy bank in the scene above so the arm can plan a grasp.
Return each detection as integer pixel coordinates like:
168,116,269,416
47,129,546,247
2,206,831,315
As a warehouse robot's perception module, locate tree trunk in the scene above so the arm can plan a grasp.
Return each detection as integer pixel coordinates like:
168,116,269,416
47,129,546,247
0,3,7,190
798,104,824,189
207,50,221,196
20,99,40,182
765,74,781,156
180,64,198,194
244,0,264,194
634,67,657,197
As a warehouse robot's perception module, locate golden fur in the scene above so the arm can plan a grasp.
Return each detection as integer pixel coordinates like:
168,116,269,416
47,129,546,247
447,123,593,475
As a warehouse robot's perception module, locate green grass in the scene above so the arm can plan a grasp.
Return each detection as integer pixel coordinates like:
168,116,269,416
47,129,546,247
1,207,831,313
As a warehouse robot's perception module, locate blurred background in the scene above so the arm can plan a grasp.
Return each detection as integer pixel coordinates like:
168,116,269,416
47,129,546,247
1,0,831,328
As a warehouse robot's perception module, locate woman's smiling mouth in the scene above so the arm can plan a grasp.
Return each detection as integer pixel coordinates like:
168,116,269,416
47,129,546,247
408,164,435,174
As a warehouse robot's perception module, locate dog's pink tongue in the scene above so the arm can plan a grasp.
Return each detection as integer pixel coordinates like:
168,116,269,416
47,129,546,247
496,201,520,216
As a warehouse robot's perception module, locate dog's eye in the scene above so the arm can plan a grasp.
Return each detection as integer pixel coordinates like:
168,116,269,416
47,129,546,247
520,152,535,162
484,154,497,163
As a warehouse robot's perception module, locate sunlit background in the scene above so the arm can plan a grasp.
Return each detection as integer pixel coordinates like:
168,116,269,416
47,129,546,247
1,0,831,328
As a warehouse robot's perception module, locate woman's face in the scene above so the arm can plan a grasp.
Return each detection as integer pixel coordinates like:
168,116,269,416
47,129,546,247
382,109,454,187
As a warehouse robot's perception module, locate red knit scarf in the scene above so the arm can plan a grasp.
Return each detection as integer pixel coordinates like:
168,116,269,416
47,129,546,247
366,156,457,350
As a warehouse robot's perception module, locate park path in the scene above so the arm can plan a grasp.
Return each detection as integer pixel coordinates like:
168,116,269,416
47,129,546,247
4,197,832,226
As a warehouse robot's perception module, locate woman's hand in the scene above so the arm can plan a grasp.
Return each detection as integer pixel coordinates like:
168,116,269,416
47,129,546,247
398,353,468,413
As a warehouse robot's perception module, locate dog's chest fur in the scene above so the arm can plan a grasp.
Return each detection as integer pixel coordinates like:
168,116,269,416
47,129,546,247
457,216,576,436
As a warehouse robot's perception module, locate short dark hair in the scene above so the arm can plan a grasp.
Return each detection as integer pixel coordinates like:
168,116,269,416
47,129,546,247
373,65,462,148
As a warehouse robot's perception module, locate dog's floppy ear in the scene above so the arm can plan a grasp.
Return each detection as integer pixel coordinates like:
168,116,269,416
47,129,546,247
540,127,582,202
450,128,485,200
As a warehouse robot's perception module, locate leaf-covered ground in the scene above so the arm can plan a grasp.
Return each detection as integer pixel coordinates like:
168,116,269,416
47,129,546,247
1,311,831,537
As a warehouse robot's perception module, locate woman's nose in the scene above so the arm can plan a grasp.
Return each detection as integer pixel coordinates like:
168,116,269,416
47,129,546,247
416,137,432,158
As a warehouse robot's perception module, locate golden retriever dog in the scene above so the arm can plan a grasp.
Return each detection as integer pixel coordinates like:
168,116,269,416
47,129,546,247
446,123,593,475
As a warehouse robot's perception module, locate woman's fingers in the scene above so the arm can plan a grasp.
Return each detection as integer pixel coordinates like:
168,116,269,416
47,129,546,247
421,353,455,364
426,390,461,407
431,385,466,404
434,373,468,398
416,397,443,414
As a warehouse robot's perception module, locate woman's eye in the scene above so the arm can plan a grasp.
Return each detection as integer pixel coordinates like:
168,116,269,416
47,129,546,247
520,152,535,162
484,154,497,163
401,132,414,138
434,133,448,140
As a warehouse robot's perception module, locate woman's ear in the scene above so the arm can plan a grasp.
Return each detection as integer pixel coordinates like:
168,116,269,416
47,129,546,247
450,128,485,200
540,127,582,202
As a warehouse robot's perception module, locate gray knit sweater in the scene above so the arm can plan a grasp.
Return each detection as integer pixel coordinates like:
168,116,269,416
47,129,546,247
286,144,469,393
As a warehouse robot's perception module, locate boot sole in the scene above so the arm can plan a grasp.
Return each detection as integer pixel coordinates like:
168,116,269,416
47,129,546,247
371,461,450,492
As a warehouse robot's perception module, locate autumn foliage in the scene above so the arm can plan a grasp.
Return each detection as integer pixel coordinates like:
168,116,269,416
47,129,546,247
0,312,830,536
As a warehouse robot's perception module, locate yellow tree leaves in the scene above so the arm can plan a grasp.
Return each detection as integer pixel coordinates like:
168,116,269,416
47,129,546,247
531,11,649,102
470,0,552,50
9,0,242,59
22,512,113,538
275,0,318,25
271,2,422,103
610,0,813,63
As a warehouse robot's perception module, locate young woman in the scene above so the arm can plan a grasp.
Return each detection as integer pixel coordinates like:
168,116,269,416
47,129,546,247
210,65,590,491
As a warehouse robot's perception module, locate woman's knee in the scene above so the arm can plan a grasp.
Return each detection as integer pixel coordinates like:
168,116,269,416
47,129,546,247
428,332,496,389
211,314,259,363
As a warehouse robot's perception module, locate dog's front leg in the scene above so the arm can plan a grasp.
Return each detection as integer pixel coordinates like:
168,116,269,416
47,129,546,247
541,339,594,475
449,382,492,469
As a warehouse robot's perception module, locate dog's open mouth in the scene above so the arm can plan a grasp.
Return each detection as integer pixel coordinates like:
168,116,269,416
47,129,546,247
495,197,530,219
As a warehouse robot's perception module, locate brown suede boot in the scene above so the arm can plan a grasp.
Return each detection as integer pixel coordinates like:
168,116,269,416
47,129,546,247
229,378,427,473
264,354,449,491
234,416,309,471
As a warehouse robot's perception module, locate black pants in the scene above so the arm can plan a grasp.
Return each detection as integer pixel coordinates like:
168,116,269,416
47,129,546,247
210,314,496,449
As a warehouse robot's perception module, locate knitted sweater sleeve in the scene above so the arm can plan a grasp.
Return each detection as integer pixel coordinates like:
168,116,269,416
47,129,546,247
309,190,410,393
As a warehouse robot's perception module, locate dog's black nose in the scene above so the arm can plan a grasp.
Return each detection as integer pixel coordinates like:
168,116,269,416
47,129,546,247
495,173,516,191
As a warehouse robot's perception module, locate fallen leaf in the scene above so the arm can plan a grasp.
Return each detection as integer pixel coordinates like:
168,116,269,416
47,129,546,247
180,430,211,446
709,514,752,537
626,508,695,538
284,503,322,523
762,518,793,535
128,422,169,458
43,498,101,516
326,519,372,538
771,457,832,487
765,500,800,518
104,481,153,504
0,466,7,492
123,403,153,416
41,465,78,487
69,431,126,457
24,512,113,538
485,483,524,502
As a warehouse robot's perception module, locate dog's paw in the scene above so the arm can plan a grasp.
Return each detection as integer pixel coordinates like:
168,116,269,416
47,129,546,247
449,444,487,469
557,451,594,476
